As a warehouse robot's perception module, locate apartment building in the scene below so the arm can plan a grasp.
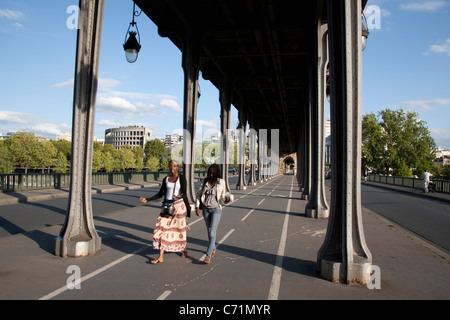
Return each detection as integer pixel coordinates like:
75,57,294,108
105,126,152,149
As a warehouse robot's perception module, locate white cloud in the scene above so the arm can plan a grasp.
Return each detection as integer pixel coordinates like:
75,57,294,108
424,38,450,56
99,78,122,89
97,119,120,127
29,123,71,137
160,99,182,112
52,79,74,89
400,1,447,12
197,119,219,129
0,9,24,20
96,96,138,114
430,127,450,149
52,77,122,90
0,111,30,124
401,98,450,112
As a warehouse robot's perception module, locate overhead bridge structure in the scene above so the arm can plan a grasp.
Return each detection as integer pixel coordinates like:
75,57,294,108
56,0,372,285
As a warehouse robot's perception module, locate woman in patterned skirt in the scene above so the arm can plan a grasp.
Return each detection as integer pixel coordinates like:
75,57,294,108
139,160,190,264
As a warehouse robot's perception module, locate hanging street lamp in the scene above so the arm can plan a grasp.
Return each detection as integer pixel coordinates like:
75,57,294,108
123,2,142,63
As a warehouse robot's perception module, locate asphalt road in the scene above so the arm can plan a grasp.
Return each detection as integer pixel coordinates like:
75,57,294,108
1,177,449,254
360,182,450,253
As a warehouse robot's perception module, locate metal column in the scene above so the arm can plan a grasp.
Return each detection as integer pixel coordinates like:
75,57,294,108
220,79,232,192
55,0,104,257
181,35,200,210
317,0,372,284
306,22,330,219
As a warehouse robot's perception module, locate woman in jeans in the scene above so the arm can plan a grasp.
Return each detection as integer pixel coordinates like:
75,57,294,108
195,164,231,264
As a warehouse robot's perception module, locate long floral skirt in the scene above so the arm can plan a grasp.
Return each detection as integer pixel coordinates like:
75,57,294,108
153,199,187,252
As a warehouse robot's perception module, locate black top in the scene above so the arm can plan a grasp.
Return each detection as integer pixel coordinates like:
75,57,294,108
145,174,191,217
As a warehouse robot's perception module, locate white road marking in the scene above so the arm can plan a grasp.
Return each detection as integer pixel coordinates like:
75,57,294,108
39,245,148,300
198,228,235,261
157,290,172,300
268,176,293,300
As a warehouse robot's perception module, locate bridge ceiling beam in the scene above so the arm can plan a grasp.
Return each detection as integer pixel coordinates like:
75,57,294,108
134,0,319,156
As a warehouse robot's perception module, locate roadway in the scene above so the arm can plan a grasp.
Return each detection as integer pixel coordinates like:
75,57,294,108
0,175,450,301
2,177,449,253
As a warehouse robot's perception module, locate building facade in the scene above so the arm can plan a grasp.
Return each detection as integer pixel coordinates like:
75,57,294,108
105,126,152,149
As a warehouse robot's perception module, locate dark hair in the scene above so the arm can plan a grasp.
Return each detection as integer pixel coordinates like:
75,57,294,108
207,164,221,182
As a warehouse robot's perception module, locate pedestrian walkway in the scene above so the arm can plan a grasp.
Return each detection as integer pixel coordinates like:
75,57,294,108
0,175,449,303
0,181,161,206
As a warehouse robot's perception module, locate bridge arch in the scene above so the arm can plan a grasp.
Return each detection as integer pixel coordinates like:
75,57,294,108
280,154,297,175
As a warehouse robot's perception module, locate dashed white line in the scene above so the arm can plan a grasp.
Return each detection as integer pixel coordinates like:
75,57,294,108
157,290,172,300
198,228,235,261
241,209,255,221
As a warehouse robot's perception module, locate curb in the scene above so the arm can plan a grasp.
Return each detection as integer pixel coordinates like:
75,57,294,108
0,182,161,206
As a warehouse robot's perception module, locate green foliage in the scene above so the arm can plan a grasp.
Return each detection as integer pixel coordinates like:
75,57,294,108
0,133,167,173
362,108,436,176
144,139,166,162
0,140,14,173
146,155,160,171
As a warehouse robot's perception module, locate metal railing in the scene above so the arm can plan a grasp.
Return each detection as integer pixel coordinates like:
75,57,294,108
367,174,450,194
0,170,210,193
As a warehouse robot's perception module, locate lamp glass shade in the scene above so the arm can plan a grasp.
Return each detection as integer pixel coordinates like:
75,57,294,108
362,35,368,51
123,31,141,63
125,49,139,63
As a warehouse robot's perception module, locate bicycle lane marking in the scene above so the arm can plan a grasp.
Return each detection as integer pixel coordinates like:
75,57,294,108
267,175,294,300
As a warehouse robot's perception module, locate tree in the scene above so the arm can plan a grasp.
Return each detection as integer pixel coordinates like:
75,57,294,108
39,140,58,173
53,151,68,173
144,139,166,163
102,144,116,172
6,132,41,173
362,108,436,176
51,139,71,162
0,140,14,173
146,155,160,171
117,145,135,171
133,146,144,171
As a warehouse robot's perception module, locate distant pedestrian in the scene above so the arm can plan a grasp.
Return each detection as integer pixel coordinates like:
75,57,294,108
423,170,433,193
364,169,368,182
139,160,190,264
195,164,232,264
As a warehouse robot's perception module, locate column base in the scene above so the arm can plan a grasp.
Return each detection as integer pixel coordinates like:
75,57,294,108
319,256,371,285
55,235,101,258
306,208,329,219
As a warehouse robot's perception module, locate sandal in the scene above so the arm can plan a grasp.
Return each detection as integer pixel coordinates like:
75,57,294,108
182,250,188,258
151,258,163,264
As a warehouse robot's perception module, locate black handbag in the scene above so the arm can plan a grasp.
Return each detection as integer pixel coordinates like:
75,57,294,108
160,201,174,217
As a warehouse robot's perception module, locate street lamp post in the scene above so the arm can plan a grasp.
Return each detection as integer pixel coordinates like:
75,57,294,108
123,2,142,63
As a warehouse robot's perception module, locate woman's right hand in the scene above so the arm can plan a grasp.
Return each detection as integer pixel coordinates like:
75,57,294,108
139,197,148,204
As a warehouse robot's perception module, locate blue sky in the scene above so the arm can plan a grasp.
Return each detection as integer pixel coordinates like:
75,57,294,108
0,0,449,149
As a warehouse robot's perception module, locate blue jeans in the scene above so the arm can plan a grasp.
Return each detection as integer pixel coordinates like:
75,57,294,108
202,207,222,258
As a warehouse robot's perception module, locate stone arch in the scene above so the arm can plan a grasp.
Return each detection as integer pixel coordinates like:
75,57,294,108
280,153,297,175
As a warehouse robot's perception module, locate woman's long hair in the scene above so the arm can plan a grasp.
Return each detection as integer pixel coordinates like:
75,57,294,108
207,164,221,182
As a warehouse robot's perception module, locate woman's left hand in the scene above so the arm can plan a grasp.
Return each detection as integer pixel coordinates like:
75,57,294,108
138,197,147,204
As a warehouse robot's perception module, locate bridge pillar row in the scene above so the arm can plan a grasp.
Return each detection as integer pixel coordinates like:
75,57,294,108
236,106,247,190
317,0,372,285
55,0,104,257
301,101,311,200
219,78,232,193
181,33,201,210
305,22,330,219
